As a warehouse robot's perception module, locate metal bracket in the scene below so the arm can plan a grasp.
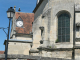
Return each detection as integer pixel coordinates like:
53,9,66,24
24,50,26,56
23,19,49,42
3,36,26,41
0,27,8,36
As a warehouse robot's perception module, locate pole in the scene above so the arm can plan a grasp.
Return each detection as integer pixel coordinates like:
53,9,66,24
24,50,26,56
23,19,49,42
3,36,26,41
5,18,11,60
72,4,75,60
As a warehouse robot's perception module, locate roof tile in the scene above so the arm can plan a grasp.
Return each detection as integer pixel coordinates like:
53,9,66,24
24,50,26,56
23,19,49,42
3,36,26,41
0,51,4,54
15,12,34,34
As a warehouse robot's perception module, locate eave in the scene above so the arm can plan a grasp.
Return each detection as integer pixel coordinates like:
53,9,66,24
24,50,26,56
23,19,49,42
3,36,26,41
33,0,44,13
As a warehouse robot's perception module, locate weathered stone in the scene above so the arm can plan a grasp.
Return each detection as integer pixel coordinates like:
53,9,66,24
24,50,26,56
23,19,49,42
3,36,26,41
0,54,73,60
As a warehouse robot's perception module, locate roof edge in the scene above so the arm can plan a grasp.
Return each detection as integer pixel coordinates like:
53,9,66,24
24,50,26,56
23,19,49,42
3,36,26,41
15,12,34,14
33,0,44,13
4,39,32,45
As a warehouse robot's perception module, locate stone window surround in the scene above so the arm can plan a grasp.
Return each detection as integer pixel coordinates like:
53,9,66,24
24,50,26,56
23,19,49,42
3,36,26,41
55,10,73,48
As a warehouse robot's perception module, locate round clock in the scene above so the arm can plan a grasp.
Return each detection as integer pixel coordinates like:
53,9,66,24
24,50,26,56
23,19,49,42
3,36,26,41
16,21,23,27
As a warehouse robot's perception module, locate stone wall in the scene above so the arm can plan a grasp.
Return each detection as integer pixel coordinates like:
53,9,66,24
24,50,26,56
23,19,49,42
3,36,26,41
75,13,80,38
8,42,31,55
32,0,74,49
16,35,32,40
42,50,72,59
74,0,80,4
75,49,80,60
32,0,49,50
31,0,74,58
0,54,73,60
49,0,74,47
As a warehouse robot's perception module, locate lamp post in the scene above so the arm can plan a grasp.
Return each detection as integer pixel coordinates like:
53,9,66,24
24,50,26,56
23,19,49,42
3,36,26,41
5,7,15,60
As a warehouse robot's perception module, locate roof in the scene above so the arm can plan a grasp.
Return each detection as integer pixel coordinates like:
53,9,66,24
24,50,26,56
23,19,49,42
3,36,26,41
0,51,4,54
15,12,34,35
33,0,44,13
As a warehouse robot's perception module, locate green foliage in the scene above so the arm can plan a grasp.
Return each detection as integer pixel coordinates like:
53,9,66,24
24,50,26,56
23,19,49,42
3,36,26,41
55,39,58,43
49,46,51,48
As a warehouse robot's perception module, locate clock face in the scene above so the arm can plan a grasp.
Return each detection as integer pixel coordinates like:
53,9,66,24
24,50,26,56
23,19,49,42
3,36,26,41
16,21,23,27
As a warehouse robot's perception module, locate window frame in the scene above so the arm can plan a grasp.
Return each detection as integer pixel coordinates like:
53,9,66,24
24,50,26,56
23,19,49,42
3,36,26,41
58,13,70,42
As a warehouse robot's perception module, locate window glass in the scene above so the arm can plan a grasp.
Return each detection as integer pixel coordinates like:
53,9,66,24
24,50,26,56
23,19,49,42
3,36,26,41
76,26,79,31
66,35,70,42
58,28,61,35
66,28,70,34
62,28,65,35
62,36,65,42
58,13,70,42
58,19,61,27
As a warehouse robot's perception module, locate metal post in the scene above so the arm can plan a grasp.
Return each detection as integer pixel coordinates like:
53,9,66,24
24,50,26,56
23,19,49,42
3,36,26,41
72,4,75,60
5,18,11,60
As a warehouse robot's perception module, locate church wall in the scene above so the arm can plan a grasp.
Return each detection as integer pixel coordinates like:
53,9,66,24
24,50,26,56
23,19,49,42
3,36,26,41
75,9,80,60
16,35,32,40
32,0,49,49
8,42,31,55
48,0,74,59
16,37,32,40
33,0,74,47
8,34,32,55
49,0,74,48
33,0,74,48
75,49,80,60
41,50,72,59
74,0,80,4
75,13,80,38
31,0,75,59
32,17,41,48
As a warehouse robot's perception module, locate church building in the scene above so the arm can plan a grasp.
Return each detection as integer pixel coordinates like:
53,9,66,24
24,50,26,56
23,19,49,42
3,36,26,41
4,0,80,60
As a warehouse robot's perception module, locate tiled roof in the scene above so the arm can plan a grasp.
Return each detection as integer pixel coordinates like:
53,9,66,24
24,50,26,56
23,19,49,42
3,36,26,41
15,12,34,34
0,51,4,54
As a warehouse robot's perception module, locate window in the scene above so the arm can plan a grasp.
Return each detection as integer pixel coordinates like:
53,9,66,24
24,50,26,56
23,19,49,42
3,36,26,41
41,30,43,36
76,24,80,38
39,26,44,40
76,26,79,31
58,13,70,42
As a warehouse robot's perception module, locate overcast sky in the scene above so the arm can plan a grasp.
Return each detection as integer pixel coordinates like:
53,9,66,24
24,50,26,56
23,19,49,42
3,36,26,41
0,0,37,51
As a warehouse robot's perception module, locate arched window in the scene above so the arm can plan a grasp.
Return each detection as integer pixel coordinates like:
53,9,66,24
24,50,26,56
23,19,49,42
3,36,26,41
58,13,70,42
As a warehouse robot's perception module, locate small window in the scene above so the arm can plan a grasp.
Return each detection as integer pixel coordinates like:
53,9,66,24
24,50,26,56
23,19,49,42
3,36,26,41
39,26,44,40
41,30,43,36
76,26,79,31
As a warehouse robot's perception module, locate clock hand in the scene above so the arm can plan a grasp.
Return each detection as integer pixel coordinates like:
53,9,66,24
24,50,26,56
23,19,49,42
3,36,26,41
19,22,23,25
19,23,21,25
